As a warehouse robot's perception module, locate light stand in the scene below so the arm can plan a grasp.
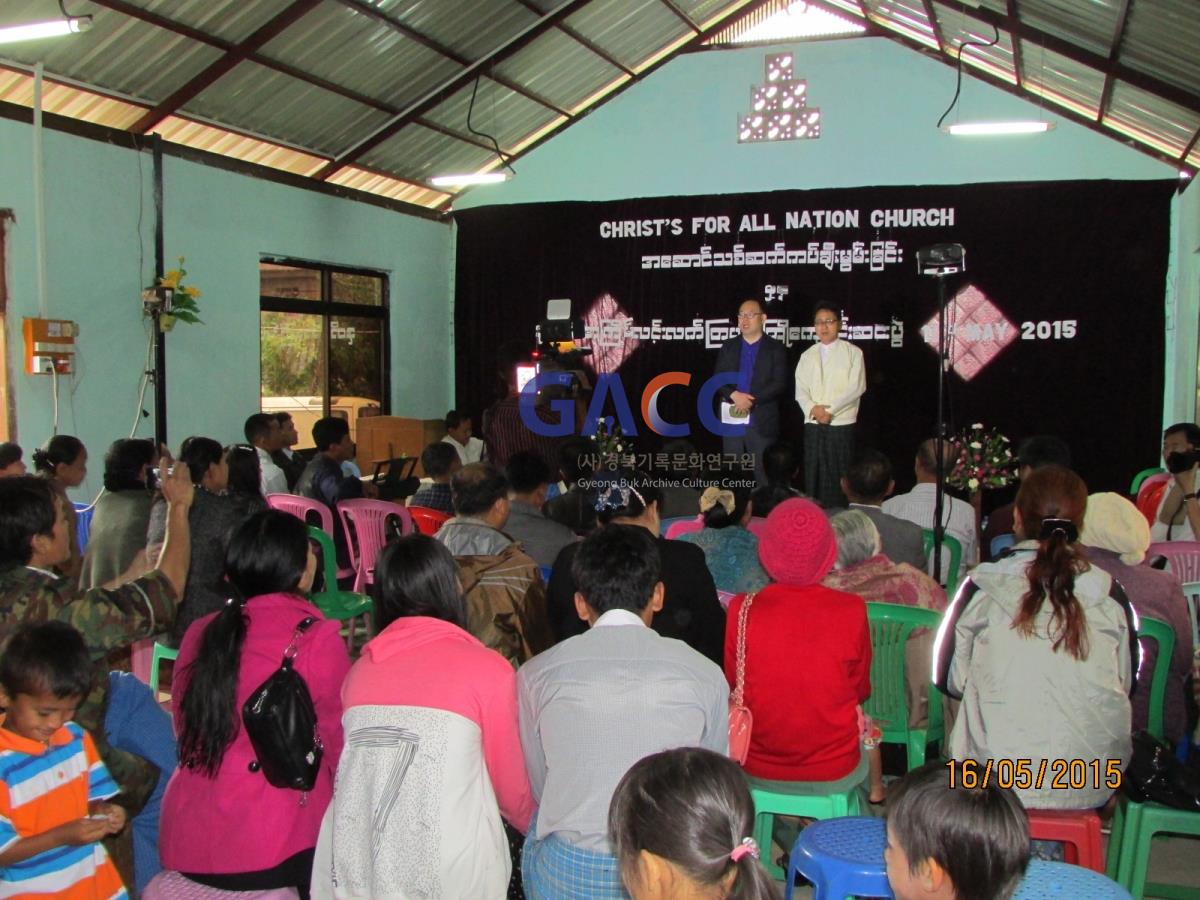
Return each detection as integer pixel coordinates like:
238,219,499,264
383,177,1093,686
917,244,966,584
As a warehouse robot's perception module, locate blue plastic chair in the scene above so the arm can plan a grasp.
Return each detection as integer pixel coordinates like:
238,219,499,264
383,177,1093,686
1013,859,1132,899
73,501,93,553
990,532,1016,557
787,816,892,900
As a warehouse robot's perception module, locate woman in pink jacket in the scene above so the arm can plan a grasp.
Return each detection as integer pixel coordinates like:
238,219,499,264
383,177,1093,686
160,510,350,898
312,534,535,899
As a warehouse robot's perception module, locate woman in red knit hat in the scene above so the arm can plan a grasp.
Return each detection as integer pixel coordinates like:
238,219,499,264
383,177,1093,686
724,497,872,790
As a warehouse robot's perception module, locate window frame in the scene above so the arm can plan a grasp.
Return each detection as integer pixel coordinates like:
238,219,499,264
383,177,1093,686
258,256,390,421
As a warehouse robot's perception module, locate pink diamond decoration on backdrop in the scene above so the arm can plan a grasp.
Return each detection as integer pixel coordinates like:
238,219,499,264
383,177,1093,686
921,284,1017,381
579,293,640,375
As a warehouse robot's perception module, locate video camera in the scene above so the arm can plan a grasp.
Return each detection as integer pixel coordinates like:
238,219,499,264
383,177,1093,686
530,299,593,398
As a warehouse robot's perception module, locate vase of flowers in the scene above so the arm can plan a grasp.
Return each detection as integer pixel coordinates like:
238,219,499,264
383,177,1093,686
948,423,1017,526
589,417,625,471
154,257,203,331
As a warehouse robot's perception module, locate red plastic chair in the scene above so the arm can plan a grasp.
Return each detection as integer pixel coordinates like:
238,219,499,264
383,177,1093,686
408,505,451,536
337,499,414,593
1136,478,1169,525
1026,808,1104,873
266,493,354,582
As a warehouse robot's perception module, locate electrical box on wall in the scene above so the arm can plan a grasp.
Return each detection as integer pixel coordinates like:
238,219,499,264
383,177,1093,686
23,317,78,375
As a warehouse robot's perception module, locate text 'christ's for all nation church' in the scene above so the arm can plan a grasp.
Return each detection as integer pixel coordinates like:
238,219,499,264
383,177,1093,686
598,208,957,238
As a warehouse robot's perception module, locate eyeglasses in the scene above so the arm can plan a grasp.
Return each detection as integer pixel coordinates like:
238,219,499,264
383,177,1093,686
814,318,839,326
736,312,764,320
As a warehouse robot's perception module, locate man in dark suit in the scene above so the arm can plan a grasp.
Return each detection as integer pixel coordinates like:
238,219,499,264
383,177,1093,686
827,448,927,571
713,299,790,485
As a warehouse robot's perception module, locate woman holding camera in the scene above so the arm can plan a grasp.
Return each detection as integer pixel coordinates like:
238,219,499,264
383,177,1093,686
1151,422,1200,543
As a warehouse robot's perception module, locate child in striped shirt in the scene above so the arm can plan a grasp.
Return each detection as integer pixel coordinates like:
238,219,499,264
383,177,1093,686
0,621,128,899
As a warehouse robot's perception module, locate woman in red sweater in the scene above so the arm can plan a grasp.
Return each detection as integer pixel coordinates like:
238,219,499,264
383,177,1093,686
724,497,871,786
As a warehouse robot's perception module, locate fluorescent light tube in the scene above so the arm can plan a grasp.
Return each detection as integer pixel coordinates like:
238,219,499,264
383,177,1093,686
943,121,1054,136
429,172,512,187
0,17,91,44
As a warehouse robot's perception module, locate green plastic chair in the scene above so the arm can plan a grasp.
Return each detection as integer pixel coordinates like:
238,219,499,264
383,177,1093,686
307,526,373,650
1129,466,1165,496
864,602,946,770
1104,615,1196,899
148,642,178,698
921,530,963,593
749,782,863,881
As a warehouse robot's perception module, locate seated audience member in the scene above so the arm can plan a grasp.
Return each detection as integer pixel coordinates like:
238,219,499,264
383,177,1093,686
443,409,486,466
750,440,804,519
677,486,769,595
825,510,947,804
0,469,192,849
314,534,534,898
548,470,725,663
224,442,263,499
147,437,268,641
481,357,565,473
519,525,729,899
409,440,460,515
883,439,978,584
504,451,577,568
608,747,778,900
0,622,128,898
544,436,598,535
162,510,349,898
1083,492,1195,744
1151,421,1200,543
270,412,307,491
729,498,870,789
934,466,1136,810
298,417,376,566
831,448,926,570
437,463,552,664
885,762,1030,900
80,438,157,590
657,439,703,520
0,442,26,476
31,434,88,581
981,435,1071,562
244,412,288,496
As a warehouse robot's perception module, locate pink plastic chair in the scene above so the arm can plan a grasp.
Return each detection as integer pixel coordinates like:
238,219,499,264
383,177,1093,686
143,871,298,899
665,516,703,540
747,516,767,537
1147,540,1200,647
266,493,354,582
337,498,414,593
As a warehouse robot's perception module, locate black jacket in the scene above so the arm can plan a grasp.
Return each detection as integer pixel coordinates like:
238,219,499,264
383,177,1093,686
713,333,790,439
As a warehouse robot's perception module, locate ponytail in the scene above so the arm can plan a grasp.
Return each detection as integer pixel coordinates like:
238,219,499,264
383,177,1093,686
177,596,249,776
31,435,84,476
1011,466,1090,660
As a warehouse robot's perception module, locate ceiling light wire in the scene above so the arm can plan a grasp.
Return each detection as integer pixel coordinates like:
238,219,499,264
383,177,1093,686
936,24,1001,130
466,75,515,177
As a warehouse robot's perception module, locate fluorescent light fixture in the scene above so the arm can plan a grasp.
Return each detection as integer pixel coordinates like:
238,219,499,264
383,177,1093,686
429,171,512,187
942,121,1054,135
0,16,91,44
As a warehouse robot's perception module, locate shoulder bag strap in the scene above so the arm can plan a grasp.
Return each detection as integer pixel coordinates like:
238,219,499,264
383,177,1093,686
280,615,318,668
732,593,756,706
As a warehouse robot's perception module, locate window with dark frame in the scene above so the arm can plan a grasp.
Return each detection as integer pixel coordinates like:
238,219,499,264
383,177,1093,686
259,258,388,450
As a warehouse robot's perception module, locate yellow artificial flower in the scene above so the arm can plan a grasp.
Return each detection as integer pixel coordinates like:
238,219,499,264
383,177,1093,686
160,270,181,288
183,285,201,299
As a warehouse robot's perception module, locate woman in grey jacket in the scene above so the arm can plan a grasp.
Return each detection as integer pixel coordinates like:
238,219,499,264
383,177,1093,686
933,465,1138,810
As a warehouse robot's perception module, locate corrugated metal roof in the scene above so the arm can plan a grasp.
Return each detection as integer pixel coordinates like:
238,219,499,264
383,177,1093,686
371,0,540,62
0,65,146,128
494,28,626,112
1014,0,1118,58
130,0,300,44
359,123,499,181
1020,42,1104,119
422,77,560,152
566,0,693,71
863,0,938,50
1105,79,1200,156
150,115,331,175
931,3,1017,84
326,164,451,206
1120,0,1200,97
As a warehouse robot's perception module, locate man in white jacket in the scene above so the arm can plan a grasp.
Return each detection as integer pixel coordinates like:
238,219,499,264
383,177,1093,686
795,302,865,507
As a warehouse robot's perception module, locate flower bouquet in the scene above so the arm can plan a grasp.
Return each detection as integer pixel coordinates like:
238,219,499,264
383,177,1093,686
948,423,1016,493
588,417,625,471
155,257,203,330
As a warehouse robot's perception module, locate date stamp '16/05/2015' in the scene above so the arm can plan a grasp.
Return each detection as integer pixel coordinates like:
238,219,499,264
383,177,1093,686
946,758,1123,792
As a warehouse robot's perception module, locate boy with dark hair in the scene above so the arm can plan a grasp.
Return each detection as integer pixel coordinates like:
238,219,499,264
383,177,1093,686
885,762,1029,900
517,525,728,899
297,417,374,565
409,442,461,515
503,451,576,568
0,621,129,896
0,443,25,478
835,447,926,570
270,412,306,490
243,412,286,495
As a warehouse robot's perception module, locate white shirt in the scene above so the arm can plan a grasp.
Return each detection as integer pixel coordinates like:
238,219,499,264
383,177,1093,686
795,338,866,426
1150,488,1195,543
442,434,485,466
256,446,288,496
592,608,646,629
882,482,978,582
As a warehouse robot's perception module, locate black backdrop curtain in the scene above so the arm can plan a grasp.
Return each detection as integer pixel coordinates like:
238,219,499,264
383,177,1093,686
453,179,1174,493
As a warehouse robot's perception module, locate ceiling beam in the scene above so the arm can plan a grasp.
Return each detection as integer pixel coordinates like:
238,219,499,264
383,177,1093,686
314,0,590,181
437,0,781,211
658,0,702,34
511,0,637,77
1005,0,1023,90
1181,125,1200,165
129,0,323,134
1097,0,1132,122
918,0,944,53
332,0,570,119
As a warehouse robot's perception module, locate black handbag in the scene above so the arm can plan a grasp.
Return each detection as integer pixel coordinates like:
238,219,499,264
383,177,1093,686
241,616,323,791
1124,730,1200,812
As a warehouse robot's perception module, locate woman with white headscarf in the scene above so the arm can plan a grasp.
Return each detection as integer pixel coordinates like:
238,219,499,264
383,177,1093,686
1082,492,1195,744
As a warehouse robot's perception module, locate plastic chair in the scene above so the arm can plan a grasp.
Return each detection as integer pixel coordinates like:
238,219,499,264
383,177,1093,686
864,603,945,771
1137,615,1177,743
267,493,354,582
408,505,451,536
990,532,1016,557
337,498,414,593
661,515,699,537
665,517,703,539
1014,859,1132,899
307,527,373,650
1106,794,1200,899
749,781,863,881
787,816,892,900
1147,541,1200,654
1130,467,1166,496
143,871,299,899
148,642,179,700
747,516,767,537
920,530,963,592
1025,809,1104,873
73,502,94,553
1137,479,1169,526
